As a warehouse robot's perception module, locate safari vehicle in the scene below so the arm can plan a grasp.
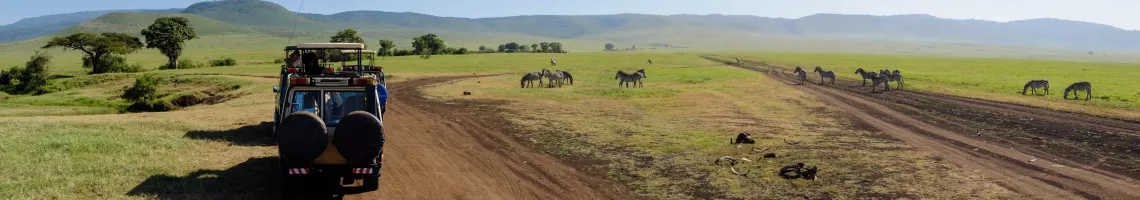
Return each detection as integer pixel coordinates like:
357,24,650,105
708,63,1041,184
271,43,386,194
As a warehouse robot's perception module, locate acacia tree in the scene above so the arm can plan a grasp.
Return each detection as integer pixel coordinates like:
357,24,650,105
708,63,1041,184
531,44,538,52
43,33,142,74
142,17,197,70
377,39,395,56
412,34,446,55
605,43,615,51
331,29,365,44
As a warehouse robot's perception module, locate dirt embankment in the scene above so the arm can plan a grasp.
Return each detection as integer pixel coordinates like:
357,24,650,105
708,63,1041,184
708,56,1140,200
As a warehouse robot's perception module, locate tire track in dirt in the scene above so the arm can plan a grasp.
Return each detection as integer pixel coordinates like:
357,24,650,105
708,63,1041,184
710,56,1140,199
343,76,633,200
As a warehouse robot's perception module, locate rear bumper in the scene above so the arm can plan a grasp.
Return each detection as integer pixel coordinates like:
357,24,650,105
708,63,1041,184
283,164,381,177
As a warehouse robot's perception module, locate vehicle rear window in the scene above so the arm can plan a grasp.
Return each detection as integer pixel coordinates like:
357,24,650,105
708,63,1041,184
290,90,370,126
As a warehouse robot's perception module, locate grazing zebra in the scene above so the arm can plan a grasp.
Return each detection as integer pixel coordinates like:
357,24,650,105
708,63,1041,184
550,59,557,66
520,72,543,88
855,68,877,86
1021,80,1050,95
558,71,574,85
888,70,903,90
541,69,564,88
615,69,647,88
870,74,890,92
792,66,807,85
1064,82,1092,100
813,66,836,85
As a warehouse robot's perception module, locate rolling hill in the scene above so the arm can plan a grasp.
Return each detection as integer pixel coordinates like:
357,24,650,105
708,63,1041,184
4,0,1140,53
0,9,180,42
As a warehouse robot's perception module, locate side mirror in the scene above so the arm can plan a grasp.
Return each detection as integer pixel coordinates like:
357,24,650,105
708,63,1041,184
273,86,279,93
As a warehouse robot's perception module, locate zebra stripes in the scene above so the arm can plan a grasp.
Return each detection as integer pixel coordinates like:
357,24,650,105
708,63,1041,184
855,68,877,86
559,71,574,85
813,66,836,85
1022,80,1049,95
870,73,890,92
792,66,807,85
1064,82,1092,101
615,69,647,88
550,59,557,66
521,71,543,88
541,69,565,88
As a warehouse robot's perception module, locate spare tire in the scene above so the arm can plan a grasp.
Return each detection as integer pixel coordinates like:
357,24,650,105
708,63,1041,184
333,111,384,164
277,111,328,164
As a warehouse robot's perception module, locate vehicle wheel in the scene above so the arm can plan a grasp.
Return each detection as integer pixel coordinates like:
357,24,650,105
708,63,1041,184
333,111,384,164
277,112,328,164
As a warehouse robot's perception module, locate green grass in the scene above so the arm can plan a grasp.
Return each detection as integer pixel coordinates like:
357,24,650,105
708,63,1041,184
724,51,1140,119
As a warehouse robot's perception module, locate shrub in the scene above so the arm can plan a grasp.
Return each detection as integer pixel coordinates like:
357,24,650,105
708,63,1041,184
273,58,285,64
454,48,468,55
122,75,159,104
209,57,237,67
18,52,51,92
160,59,203,70
84,55,148,73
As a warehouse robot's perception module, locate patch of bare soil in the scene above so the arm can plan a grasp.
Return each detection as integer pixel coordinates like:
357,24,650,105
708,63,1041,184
342,76,635,200
707,56,1140,199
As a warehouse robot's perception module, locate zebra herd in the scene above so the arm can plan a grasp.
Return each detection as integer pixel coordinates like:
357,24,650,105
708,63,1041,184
520,68,647,88
521,69,574,88
1020,80,1093,101
795,66,902,92
852,68,904,92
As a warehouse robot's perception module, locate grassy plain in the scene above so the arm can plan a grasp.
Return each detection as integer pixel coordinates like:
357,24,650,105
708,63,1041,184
419,53,1013,199
724,51,1140,119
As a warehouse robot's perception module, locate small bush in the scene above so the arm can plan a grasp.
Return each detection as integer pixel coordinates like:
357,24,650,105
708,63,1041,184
122,75,159,104
454,48,468,55
209,57,237,67
163,59,203,70
99,56,147,73
273,58,285,64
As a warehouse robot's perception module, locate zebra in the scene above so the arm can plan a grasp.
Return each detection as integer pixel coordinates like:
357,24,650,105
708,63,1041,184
550,59,557,66
813,66,836,85
558,71,574,85
1064,82,1092,100
1021,80,1049,95
888,70,903,90
520,72,543,88
855,68,877,86
792,66,807,85
870,73,890,92
615,69,646,88
541,69,564,88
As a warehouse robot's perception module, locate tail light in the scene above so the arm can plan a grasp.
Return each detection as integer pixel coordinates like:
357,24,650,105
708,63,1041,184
286,68,299,73
290,77,310,85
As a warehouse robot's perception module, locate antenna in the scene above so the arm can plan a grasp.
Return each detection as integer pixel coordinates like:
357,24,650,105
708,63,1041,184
286,0,306,45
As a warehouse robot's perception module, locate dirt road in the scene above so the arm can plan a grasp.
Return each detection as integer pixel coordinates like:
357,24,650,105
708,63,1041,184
344,76,632,199
711,57,1140,200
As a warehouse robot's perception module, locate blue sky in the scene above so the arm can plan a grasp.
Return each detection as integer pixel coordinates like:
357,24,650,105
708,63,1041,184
2,0,1137,30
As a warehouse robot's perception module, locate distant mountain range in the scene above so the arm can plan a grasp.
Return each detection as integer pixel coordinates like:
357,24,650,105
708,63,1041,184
3,0,1139,51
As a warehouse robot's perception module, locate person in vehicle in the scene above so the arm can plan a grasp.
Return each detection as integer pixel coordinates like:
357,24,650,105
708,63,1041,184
287,51,302,68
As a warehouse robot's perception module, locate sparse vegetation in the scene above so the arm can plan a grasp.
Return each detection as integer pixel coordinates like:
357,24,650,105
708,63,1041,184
208,57,237,67
42,32,143,74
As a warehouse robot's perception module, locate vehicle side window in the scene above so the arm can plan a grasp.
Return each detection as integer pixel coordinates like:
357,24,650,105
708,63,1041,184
292,91,320,115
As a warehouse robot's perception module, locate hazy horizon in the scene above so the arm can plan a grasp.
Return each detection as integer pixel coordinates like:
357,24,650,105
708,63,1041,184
1,0,1137,31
